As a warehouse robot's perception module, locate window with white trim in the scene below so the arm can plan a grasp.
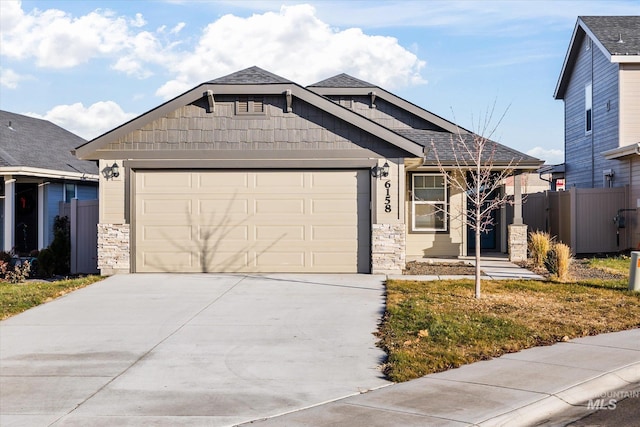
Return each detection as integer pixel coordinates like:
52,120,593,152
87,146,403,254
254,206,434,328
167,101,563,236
411,174,447,232
585,82,592,134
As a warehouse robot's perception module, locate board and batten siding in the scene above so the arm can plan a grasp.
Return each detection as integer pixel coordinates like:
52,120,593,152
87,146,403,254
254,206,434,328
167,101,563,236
620,64,640,147
564,35,622,189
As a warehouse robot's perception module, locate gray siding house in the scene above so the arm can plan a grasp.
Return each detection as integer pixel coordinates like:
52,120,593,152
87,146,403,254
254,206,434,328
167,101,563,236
75,67,541,275
554,16,640,248
0,110,99,255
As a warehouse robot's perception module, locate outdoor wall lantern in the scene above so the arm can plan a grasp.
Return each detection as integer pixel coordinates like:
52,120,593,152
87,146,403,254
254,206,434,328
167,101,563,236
102,162,120,180
371,161,390,178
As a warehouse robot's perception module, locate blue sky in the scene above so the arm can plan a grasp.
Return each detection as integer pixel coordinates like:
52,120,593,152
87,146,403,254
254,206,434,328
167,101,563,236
1,1,639,165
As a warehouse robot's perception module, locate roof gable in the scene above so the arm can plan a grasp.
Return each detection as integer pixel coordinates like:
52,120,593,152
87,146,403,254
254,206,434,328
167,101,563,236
0,110,97,176
555,16,640,99
75,68,424,159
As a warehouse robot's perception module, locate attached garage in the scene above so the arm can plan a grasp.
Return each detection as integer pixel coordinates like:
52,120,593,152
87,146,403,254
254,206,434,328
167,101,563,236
133,169,371,273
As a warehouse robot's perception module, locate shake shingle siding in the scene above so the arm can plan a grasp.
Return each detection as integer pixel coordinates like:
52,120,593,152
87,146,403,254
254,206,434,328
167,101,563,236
564,35,623,188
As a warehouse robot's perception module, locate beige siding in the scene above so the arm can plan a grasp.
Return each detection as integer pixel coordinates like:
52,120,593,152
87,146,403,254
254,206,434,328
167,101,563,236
133,170,370,273
99,160,125,223
620,64,640,146
630,156,640,248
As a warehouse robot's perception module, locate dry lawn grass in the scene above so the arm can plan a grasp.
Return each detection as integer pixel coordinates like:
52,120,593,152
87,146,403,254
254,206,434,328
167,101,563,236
378,277,640,382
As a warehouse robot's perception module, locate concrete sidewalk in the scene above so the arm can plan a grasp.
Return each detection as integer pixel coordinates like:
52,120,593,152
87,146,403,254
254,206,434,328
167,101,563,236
392,255,546,281
244,329,640,426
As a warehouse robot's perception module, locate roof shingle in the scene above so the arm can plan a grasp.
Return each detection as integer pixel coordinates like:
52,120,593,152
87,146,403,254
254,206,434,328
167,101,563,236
580,16,640,56
0,110,97,175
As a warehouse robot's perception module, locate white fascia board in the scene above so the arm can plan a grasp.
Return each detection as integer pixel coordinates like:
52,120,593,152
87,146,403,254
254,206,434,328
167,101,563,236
0,167,99,181
611,56,640,63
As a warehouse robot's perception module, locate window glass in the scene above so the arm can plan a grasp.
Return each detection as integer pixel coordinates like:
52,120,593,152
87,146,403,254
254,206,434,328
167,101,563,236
65,183,76,202
412,174,447,231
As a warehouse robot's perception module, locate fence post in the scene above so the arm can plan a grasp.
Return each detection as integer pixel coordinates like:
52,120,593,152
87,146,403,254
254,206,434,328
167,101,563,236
70,198,77,274
570,187,577,255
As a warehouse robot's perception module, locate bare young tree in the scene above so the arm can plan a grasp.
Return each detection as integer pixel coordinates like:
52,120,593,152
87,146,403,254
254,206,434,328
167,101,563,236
431,105,520,298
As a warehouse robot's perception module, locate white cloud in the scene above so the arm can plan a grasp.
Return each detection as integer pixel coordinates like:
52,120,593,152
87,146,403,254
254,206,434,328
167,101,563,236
25,101,136,140
0,67,29,89
155,4,425,99
0,1,177,78
527,146,564,165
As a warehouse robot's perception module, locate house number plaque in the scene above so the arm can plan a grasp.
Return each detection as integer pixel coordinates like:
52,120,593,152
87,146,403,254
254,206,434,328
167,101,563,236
384,180,392,213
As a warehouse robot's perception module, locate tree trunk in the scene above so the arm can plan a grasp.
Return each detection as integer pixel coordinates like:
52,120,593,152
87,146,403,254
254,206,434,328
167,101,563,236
475,227,481,299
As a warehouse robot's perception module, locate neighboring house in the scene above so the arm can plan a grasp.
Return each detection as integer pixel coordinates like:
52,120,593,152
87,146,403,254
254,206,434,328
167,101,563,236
0,110,99,256
74,67,541,275
554,16,640,249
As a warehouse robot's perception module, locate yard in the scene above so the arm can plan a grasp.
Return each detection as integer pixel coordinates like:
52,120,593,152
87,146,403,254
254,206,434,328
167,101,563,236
378,256,640,382
0,276,103,320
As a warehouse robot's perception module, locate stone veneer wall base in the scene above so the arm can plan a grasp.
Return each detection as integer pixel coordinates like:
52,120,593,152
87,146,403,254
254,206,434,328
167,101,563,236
97,223,130,275
372,223,406,274
508,224,528,262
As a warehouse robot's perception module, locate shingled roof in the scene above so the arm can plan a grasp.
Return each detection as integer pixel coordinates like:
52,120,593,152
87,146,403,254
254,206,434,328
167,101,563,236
555,16,640,99
0,110,97,175
208,66,293,84
580,16,640,56
309,73,376,88
395,129,541,167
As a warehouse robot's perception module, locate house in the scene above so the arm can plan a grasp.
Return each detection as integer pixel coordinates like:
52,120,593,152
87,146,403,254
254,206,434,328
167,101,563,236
554,16,640,250
1,110,99,259
74,67,541,275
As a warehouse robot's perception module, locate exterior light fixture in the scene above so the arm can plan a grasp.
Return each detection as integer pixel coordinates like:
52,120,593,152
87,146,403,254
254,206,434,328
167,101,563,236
102,162,120,180
372,161,390,178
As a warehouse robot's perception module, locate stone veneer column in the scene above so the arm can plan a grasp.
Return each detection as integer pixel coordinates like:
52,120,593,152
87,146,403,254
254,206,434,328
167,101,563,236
371,223,406,274
97,223,130,275
508,224,528,262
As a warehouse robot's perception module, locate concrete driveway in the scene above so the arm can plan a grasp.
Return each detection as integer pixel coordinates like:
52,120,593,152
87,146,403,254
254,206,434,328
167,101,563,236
0,274,390,426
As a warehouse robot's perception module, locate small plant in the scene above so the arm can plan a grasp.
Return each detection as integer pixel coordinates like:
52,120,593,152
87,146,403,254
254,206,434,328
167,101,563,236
545,242,572,282
4,260,30,284
529,231,552,268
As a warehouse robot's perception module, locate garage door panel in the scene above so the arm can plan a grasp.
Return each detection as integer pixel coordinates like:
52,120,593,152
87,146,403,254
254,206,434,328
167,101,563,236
255,199,305,214
199,173,248,189
144,225,192,241
256,226,304,241
140,172,193,192
311,226,356,240
255,173,305,188
312,252,356,267
256,252,305,268
198,226,249,241
135,170,369,273
143,251,194,270
198,199,249,215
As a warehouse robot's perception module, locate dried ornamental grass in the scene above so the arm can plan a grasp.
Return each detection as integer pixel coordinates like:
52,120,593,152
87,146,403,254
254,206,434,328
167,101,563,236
545,242,572,282
529,231,552,268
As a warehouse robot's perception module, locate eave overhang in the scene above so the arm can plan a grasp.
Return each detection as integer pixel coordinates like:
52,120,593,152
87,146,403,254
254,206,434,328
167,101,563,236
602,143,640,160
0,166,99,182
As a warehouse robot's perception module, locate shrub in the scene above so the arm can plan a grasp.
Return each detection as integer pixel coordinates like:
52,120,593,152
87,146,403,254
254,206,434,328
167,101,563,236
529,231,553,268
36,216,70,277
545,243,572,282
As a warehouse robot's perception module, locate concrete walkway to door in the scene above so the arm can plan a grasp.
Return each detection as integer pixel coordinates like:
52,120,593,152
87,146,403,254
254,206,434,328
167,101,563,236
0,274,390,426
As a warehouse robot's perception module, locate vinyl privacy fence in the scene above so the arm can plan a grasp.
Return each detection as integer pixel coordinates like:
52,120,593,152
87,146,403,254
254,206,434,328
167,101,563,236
523,187,631,254
59,199,99,274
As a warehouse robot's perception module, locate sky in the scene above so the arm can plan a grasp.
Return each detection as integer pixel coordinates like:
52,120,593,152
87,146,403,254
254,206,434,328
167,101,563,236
1,1,639,165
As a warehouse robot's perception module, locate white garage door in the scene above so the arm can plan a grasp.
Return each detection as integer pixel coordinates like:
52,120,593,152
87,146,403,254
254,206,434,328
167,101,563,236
134,170,370,273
